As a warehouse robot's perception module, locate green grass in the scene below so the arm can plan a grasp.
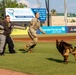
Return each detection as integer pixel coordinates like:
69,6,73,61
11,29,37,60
0,41,76,75
11,33,76,38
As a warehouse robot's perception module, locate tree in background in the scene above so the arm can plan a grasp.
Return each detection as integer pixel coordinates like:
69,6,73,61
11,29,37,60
51,9,57,16
0,0,27,19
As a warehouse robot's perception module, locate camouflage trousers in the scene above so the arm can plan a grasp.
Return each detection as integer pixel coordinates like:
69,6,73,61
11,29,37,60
26,27,38,50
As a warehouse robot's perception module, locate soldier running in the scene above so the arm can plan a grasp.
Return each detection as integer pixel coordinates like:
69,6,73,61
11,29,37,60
25,12,46,53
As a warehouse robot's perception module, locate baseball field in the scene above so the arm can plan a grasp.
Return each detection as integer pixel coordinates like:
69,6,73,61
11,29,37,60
0,33,76,75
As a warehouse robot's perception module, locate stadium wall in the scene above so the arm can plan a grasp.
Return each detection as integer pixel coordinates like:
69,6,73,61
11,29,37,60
11,26,76,35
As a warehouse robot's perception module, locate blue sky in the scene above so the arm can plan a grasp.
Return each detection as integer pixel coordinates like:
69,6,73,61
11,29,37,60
17,0,76,13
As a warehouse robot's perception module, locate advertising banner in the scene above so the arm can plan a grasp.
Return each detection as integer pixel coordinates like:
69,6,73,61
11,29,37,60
6,8,46,22
11,26,68,35
11,28,28,35
67,26,76,33
37,26,66,34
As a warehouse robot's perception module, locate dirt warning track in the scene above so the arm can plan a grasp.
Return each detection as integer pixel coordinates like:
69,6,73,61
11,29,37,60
13,36,76,42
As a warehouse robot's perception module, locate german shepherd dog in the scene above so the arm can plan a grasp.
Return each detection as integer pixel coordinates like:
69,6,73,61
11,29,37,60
56,40,76,63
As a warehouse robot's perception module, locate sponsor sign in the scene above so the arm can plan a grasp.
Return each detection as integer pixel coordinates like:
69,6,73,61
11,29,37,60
6,8,46,22
37,26,66,34
11,27,28,35
68,26,76,33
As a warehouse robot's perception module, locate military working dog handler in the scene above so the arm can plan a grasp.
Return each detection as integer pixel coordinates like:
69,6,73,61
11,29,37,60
25,12,46,52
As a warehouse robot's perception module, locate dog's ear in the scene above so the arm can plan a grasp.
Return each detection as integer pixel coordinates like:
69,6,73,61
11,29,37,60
61,40,64,42
56,39,58,42
56,40,60,49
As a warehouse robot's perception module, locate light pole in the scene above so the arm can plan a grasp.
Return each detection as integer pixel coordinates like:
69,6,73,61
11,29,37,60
45,0,50,26
64,0,67,26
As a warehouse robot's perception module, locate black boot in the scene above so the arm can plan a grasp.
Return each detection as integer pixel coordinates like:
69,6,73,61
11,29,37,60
0,53,5,56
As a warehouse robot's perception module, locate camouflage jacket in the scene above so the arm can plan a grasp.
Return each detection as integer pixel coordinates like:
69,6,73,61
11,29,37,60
29,17,45,34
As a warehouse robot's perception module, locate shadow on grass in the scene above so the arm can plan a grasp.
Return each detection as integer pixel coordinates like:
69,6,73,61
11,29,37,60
5,51,17,54
46,58,63,63
46,58,76,64
5,52,9,54
19,49,27,53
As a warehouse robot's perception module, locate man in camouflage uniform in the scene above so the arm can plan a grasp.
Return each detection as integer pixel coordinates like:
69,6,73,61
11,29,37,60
25,12,46,52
